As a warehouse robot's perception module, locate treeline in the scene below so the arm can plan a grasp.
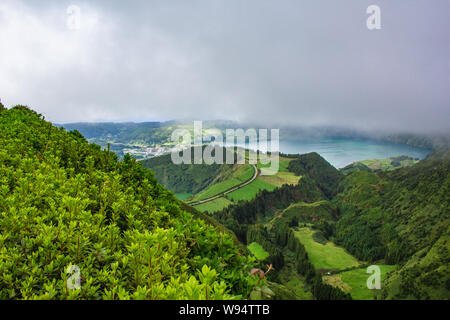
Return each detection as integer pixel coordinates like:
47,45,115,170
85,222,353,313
212,175,351,299
334,153,450,265
333,153,450,299
213,178,323,242
276,220,351,300
247,222,351,300
246,225,284,270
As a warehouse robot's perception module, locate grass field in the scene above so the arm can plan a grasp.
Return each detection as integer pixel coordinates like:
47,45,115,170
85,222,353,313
257,156,300,187
194,197,233,213
191,156,300,212
360,157,418,171
323,265,397,300
190,164,254,202
281,200,336,222
294,227,361,270
227,178,277,201
247,242,270,261
258,171,300,187
174,193,193,201
227,156,298,202
342,156,419,175
257,156,290,170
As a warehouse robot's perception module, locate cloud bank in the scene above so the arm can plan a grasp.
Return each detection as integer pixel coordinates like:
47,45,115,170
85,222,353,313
0,0,449,134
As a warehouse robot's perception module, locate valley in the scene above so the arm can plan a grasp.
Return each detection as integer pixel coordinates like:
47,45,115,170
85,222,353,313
97,123,447,300
180,150,448,300
3,108,446,300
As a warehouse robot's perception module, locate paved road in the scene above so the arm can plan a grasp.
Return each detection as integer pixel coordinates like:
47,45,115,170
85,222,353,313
189,164,259,206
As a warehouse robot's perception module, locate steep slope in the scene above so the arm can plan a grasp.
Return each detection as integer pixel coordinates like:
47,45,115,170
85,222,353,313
210,147,449,300
334,149,450,299
142,150,230,195
210,177,352,300
0,106,255,300
288,152,343,198
142,148,254,200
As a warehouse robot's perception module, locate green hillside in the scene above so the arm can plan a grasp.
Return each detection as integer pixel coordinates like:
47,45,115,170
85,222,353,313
194,197,233,213
208,149,449,300
281,200,338,223
0,106,256,300
323,265,397,300
142,149,230,195
193,155,300,213
341,155,419,175
56,112,450,300
190,164,255,202
334,150,450,299
288,152,343,198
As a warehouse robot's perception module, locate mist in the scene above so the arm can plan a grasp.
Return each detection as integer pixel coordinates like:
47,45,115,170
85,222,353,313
0,0,449,134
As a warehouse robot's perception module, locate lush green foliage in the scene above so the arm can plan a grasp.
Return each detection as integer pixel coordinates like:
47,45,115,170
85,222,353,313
190,164,254,202
324,265,397,300
293,227,361,271
142,148,228,195
334,150,450,299
226,178,277,202
194,198,233,213
341,155,419,175
213,179,323,243
247,242,269,261
281,200,338,223
62,117,449,300
288,152,343,198
0,107,257,300
209,171,352,299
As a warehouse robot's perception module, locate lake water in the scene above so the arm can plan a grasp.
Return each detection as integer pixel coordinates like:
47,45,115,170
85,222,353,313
278,138,431,168
225,137,431,169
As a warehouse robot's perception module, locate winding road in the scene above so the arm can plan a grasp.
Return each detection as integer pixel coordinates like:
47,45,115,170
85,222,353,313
189,164,259,206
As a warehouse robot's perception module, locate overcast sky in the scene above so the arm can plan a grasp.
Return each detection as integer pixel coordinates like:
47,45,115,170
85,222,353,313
0,0,449,134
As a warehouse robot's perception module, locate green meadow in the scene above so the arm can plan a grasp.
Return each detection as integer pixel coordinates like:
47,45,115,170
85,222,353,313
194,197,233,213
294,227,361,271
258,171,300,187
227,157,299,202
247,242,270,261
323,265,397,300
174,193,193,201
227,178,277,201
191,155,300,212
190,164,254,202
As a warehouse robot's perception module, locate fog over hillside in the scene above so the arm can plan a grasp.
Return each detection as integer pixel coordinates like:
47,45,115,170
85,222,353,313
0,0,449,134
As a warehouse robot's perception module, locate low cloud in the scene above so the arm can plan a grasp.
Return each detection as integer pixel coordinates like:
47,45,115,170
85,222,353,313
0,0,449,134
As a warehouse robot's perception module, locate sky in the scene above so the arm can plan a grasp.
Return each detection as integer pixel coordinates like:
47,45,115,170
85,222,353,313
0,0,449,134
